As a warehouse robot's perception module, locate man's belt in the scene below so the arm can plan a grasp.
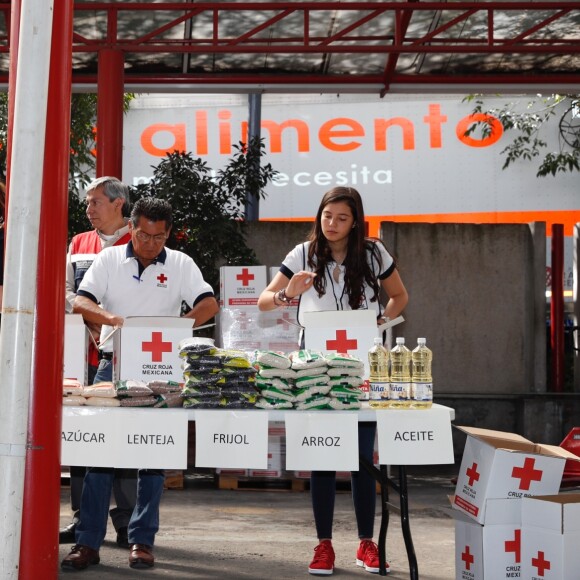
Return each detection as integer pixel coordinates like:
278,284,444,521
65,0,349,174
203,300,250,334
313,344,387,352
100,351,113,361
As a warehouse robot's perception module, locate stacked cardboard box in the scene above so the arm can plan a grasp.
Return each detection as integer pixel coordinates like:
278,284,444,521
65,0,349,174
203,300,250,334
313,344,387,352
452,426,577,580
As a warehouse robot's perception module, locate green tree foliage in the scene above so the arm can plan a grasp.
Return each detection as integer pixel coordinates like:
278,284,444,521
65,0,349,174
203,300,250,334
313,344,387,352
130,138,277,293
463,94,580,177
0,92,133,239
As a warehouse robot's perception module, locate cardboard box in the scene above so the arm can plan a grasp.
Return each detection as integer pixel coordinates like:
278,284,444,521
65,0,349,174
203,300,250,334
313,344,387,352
454,498,522,580
113,316,193,383
219,265,267,309
521,494,580,580
453,426,577,524
248,421,285,478
64,314,88,384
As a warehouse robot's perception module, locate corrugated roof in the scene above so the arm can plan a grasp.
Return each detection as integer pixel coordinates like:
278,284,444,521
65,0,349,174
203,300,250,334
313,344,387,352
1,1,579,94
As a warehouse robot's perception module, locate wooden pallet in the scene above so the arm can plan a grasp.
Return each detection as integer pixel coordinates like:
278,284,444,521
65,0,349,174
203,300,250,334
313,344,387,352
216,474,360,493
164,469,184,490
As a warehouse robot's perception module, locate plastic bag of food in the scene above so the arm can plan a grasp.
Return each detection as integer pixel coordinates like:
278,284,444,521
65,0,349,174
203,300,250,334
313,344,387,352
63,379,83,396
82,382,117,398
329,376,364,389
255,398,294,410
115,380,153,397
325,353,365,368
255,350,292,369
295,374,330,389
119,396,157,407
147,380,182,395
85,396,121,407
328,398,361,410
293,384,331,401
63,395,87,406
153,393,184,408
290,350,327,370
295,395,331,410
259,386,295,402
327,366,363,377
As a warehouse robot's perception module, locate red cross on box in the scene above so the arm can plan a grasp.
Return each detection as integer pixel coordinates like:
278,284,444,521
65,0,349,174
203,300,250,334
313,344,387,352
466,462,480,487
504,529,521,563
462,546,474,570
236,267,255,287
277,311,292,330
532,550,551,576
157,273,168,284
512,457,543,490
326,329,358,353
142,331,172,362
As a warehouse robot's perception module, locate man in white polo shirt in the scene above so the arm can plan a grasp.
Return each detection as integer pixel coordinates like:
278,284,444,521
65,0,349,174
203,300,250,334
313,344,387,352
62,197,219,572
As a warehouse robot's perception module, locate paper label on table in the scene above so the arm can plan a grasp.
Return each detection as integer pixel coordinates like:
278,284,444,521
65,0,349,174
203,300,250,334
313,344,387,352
284,412,359,471
194,410,269,469
376,406,454,465
62,408,188,469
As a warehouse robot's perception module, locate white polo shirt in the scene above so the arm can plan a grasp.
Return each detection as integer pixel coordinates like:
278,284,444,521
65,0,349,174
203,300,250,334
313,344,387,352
280,240,395,327
78,242,214,351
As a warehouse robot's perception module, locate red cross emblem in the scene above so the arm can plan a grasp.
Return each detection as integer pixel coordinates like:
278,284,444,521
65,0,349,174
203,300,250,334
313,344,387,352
461,546,474,571
466,462,480,487
326,329,358,353
142,331,172,362
504,529,521,563
531,550,551,576
236,268,255,286
512,457,543,490
157,273,168,284
277,312,292,330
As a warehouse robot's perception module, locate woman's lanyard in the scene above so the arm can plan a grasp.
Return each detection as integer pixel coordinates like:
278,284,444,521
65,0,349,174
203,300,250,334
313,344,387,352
326,263,347,311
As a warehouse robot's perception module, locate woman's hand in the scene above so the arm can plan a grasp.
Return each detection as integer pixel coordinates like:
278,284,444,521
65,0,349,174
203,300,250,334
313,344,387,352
286,271,316,298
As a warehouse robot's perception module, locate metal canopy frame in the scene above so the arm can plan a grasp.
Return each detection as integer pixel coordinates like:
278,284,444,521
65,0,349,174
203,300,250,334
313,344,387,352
2,1,580,94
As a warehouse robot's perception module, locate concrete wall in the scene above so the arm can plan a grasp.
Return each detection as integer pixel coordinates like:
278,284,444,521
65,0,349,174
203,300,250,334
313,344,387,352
246,220,547,397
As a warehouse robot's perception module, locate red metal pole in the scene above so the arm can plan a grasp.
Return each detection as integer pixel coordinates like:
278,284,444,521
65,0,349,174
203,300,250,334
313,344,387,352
96,49,124,178
550,223,564,392
19,1,73,577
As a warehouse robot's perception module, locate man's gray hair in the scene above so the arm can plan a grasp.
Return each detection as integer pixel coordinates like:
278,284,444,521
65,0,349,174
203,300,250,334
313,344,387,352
86,176,130,216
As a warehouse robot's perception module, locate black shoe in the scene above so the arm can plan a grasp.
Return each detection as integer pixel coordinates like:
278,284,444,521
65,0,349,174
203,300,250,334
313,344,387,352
59,522,76,544
116,527,130,549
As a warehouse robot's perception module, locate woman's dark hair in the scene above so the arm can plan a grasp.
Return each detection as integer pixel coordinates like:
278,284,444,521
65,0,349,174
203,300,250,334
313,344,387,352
307,186,383,309
130,197,173,229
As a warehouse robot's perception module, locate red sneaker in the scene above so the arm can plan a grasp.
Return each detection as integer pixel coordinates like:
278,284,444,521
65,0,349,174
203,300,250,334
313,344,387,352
356,540,390,574
308,540,335,575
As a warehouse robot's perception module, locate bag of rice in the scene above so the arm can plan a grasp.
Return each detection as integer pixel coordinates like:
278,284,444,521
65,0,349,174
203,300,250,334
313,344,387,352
255,350,292,369
295,395,331,410
325,353,365,368
255,377,292,391
328,398,361,410
290,350,327,370
327,366,364,377
256,367,296,379
255,398,294,410
295,374,330,389
329,376,364,389
294,384,331,401
260,387,295,402
329,385,364,398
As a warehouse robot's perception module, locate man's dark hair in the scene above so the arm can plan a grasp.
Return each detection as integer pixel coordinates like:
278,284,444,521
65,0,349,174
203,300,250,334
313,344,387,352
130,197,173,229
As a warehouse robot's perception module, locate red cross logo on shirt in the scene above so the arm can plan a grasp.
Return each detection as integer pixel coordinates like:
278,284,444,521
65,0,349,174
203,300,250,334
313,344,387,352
142,332,172,362
504,529,521,564
326,329,358,353
466,462,480,487
531,551,551,576
157,273,168,284
461,546,474,570
236,268,254,286
512,457,543,490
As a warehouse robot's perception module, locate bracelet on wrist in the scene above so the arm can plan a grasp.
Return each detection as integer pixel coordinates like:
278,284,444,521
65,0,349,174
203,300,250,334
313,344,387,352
277,288,294,305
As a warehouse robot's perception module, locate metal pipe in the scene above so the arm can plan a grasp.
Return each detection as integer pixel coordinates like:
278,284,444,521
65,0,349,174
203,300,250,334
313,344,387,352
96,49,124,178
0,1,54,577
244,92,262,221
551,223,565,392
18,1,72,577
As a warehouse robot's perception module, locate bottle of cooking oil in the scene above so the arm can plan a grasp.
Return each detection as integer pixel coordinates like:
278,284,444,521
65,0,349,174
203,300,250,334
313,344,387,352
389,337,411,408
368,337,390,408
411,338,433,409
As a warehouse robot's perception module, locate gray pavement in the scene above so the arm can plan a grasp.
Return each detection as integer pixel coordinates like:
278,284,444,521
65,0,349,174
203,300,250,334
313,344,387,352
58,466,457,580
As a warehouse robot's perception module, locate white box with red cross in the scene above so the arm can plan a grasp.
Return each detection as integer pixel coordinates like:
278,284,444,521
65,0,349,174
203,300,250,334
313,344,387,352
64,314,88,384
521,494,580,580
452,426,575,525
219,266,267,309
113,316,193,383
454,497,522,580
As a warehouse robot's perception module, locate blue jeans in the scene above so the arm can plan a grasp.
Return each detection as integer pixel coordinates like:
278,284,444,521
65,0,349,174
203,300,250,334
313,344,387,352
76,357,164,549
